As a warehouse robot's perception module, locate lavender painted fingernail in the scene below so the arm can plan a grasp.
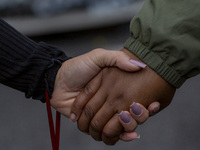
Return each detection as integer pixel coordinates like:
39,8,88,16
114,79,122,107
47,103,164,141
130,102,142,116
130,59,147,68
119,111,131,123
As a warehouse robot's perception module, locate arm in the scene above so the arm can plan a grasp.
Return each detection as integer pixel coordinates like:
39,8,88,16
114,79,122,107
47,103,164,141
71,0,200,144
124,0,200,88
50,48,143,118
72,49,175,145
0,18,145,117
0,18,149,143
0,18,68,101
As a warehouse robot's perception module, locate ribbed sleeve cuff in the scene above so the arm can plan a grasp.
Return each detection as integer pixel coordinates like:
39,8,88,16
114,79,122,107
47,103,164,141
124,36,186,88
28,42,69,102
0,18,69,102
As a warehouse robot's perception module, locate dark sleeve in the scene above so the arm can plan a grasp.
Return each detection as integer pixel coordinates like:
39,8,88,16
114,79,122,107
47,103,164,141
0,18,69,102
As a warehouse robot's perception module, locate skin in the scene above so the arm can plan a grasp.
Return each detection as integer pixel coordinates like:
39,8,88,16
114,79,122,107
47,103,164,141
50,48,142,118
118,103,153,141
50,48,161,143
71,48,176,145
50,48,149,142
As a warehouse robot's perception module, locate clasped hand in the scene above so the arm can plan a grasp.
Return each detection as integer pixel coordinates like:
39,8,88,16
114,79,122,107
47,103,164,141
50,48,176,145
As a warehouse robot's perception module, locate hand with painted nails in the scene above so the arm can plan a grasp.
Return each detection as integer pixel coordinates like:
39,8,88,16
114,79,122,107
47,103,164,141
71,48,175,145
50,48,144,118
119,102,160,141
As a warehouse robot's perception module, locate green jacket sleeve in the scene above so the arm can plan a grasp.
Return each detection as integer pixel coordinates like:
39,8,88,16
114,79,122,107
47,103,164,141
124,0,200,88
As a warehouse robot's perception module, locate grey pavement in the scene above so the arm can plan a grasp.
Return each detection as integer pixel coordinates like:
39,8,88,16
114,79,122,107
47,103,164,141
0,23,200,150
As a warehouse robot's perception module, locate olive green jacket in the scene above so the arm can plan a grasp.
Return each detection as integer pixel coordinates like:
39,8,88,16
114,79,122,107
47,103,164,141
124,0,200,88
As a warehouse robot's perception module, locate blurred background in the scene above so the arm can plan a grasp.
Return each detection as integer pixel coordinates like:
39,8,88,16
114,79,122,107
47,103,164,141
0,0,200,149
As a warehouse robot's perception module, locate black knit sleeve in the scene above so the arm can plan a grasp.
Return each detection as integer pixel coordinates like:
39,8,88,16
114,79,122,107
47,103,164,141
0,18,69,102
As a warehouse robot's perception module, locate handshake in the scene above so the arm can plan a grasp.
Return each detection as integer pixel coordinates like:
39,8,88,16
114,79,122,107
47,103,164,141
50,48,175,145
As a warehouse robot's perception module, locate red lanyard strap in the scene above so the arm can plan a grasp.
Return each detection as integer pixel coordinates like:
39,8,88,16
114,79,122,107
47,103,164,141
45,89,61,150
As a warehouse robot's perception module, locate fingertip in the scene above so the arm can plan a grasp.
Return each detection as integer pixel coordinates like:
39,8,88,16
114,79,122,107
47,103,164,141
120,132,140,142
70,104,82,121
129,102,149,124
148,101,160,116
115,51,144,72
70,113,77,122
130,102,143,116
118,111,131,124
129,59,147,68
117,61,141,72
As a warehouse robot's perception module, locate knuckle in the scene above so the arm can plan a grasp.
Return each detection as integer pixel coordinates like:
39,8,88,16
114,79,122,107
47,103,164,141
102,130,119,145
102,129,116,140
104,138,118,146
90,120,101,134
73,102,83,110
77,121,88,133
83,85,94,97
102,122,122,143
115,93,125,102
91,48,105,56
93,48,105,52
83,105,94,119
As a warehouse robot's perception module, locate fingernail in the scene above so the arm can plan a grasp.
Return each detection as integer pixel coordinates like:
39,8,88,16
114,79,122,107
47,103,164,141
130,102,142,116
129,59,147,68
119,111,131,123
153,106,159,113
136,134,141,139
70,113,77,121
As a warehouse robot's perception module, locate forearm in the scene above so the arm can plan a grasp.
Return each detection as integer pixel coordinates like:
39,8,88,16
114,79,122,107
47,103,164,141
0,18,68,102
124,0,200,88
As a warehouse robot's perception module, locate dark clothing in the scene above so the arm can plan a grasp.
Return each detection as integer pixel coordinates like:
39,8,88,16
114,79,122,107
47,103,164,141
0,18,68,102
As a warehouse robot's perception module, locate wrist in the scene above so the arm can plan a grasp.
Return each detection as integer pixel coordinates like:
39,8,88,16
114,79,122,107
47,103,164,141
121,48,176,109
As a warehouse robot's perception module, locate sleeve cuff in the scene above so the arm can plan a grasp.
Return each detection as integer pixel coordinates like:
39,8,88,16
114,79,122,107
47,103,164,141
124,36,186,88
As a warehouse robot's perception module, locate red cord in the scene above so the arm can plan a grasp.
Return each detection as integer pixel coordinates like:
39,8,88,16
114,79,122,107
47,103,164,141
56,111,61,150
45,89,61,150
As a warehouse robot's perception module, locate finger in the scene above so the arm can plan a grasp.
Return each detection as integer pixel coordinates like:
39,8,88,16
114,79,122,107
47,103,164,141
148,101,160,116
89,101,116,141
50,91,79,108
119,132,140,142
118,111,140,142
102,111,140,144
91,49,146,72
70,72,102,122
118,111,138,132
114,51,147,70
77,86,107,134
130,102,149,124
54,99,74,118
101,114,122,145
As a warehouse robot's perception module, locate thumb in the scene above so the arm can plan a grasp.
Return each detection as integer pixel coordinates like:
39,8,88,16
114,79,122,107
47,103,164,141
90,49,146,72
